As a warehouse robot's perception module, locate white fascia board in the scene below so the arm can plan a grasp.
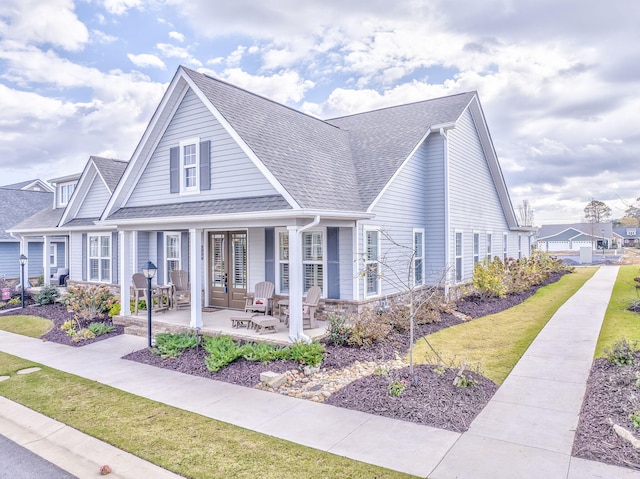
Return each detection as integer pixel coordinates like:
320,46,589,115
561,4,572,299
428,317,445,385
59,163,97,226
102,70,187,219
181,73,301,210
366,128,434,213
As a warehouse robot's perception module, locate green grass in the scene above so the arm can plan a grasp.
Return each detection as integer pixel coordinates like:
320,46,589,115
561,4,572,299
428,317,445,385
0,352,414,479
413,267,597,384
594,265,640,358
0,315,53,338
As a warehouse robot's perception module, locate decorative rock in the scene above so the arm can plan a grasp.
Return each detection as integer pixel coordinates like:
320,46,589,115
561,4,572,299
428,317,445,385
260,371,280,383
16,367,41,375
0,376,9,382
613,424,640,448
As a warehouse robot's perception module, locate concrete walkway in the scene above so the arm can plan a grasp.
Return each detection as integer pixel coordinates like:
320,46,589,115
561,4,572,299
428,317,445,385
1,265,639,478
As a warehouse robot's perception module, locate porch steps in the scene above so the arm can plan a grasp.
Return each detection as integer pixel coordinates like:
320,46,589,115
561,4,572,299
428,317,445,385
114,315,191,338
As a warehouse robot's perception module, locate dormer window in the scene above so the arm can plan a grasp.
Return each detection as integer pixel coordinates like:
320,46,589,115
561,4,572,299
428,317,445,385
628,229,637,236
58,182,75,206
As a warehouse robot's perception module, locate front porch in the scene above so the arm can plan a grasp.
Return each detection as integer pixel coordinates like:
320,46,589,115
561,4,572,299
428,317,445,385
114,308,328,346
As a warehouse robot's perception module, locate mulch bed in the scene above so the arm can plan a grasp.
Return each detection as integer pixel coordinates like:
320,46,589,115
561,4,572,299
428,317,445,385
3,302,124,347
573,353,640,470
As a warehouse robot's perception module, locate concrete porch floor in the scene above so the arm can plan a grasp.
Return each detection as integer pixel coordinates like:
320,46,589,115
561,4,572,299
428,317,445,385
116,308,328,346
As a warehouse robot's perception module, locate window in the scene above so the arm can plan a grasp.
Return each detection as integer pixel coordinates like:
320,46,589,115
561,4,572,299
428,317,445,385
487,233,492,261
58,183,75,206
413,229,424,286
503,233,508,260
49,243,57,267
455,232,463,282
180,138,199,192
365,229,380,295
88,235,110,282
165,233,181,283
303,231,323,293
473,233,480,264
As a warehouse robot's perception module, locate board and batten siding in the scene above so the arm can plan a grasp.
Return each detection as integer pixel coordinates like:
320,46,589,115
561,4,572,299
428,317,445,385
423,133,447,283
247,227,266,293
77,175,111,218
447,108,518,282
26,242,43,277
338,227,353,300
126,89,278,208
363,140,429,297
0,242,20,278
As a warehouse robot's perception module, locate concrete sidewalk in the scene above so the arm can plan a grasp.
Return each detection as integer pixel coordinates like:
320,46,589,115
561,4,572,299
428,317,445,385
0,265,639,478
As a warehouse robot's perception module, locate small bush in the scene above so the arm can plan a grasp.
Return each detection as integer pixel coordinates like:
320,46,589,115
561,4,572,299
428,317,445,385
605,339,638,366
153,332,199,357
87,322,115,336
63,285,116,321
7,297,21,306
61,319,78,336
72,328,96,343
109,302,121,317
348,308,392,348
287,341,325,367
325,313,351,346
204,335,245,371
34,285,59,305
387,379,407,397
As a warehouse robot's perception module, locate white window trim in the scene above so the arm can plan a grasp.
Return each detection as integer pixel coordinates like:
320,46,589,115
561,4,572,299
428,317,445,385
180,137,200,194
49,243,57,268
165,232,181,284
275,228,326,295
473,232,480,264
364,227,382,297
88,234,111,283
413,228,424,287
58,182,75,207
454,230,463,283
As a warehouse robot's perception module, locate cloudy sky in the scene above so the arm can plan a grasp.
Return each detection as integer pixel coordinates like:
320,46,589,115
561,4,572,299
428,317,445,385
1,0,638,225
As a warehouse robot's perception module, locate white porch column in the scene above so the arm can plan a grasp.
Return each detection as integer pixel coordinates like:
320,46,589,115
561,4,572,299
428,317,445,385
43,236,51,285
287,225,304,342
119,231,132,316
190,228,203,328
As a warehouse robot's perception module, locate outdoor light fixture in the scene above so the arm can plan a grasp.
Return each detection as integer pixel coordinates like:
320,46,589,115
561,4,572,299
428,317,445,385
142,261,157,348
19,254,27,309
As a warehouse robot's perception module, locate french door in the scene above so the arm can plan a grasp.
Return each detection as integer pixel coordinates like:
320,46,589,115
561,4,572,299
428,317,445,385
209,231,247,309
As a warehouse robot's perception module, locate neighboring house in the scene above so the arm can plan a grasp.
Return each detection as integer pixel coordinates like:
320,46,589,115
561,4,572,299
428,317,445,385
0,179,64,280
9,158,126,284
613,227,640,247
12,66,530,341
536,223,613,251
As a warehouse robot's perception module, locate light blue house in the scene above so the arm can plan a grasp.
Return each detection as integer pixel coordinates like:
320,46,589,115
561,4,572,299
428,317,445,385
12,66,529,341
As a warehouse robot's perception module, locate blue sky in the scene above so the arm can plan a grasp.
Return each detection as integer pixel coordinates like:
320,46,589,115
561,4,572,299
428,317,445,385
1,0,639,224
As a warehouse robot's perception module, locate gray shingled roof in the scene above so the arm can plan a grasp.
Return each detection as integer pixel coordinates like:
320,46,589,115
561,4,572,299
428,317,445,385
183,67,475,211
109,195,291,220
5,204,63,234
537,223,612,240
0,188,53,239
2,180,37,190
91,156,127,192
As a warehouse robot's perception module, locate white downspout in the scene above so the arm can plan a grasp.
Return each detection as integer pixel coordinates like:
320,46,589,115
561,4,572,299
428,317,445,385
440,127,451,298
288,215,321,343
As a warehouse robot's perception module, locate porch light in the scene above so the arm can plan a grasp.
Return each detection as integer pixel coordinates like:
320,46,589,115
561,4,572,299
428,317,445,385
142,261,157,348
19,254,27,309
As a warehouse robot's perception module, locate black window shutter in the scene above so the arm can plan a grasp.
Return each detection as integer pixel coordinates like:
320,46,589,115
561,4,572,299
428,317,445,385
264,228,275,283
81,233,87,281
169,147,179,193
327,227,340,299
200,140,211,190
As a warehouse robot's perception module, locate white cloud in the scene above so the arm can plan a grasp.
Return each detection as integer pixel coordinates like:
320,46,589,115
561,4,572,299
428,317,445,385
127,53,166,69
0,0,88,51
156,43,203,67
169,31,185,42
102,0,143,15
214,68,314,104
91,29,118,44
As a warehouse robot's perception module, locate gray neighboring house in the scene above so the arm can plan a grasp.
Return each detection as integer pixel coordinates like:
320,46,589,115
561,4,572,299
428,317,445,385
9,157,127,285
536,223,613,251
26,65,530,341
0,179,63,280
613,227,639,247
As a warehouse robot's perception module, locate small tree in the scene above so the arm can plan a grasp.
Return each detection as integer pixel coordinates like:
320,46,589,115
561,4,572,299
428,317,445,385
517,199,534,227
584,200,612,223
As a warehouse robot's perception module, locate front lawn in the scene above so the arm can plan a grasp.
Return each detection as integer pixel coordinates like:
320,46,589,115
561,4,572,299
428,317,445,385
0,314,53,338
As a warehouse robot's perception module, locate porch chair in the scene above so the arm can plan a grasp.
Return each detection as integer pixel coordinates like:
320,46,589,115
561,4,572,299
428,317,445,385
51,267,69,286
170,269,191,310
244,281,275,315
130,273,161,315
283,285,322,329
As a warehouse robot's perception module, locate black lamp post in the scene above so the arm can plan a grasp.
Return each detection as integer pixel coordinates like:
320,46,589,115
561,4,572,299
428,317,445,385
142,261,157,348
19,254,27,309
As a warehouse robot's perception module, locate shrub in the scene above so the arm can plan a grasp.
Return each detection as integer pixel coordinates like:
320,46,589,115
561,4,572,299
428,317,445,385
7,297,21,306
72,328,96,343
287,341,325,367
204,335,245,371
61,319,78,336
153,332,199,358
108,302,121,317
348,308,392,348
34,285,59,305
387,379,407,397
63,285,116,322
472,257,508,299
325,313,352,346
87,322,116,336
605,339,638,366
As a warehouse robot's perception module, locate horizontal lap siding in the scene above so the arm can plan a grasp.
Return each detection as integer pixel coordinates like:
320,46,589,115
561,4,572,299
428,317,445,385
0,242,20,278
448,109,513,281
367,144,428,296
126,89,278,207
77,176,110,218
